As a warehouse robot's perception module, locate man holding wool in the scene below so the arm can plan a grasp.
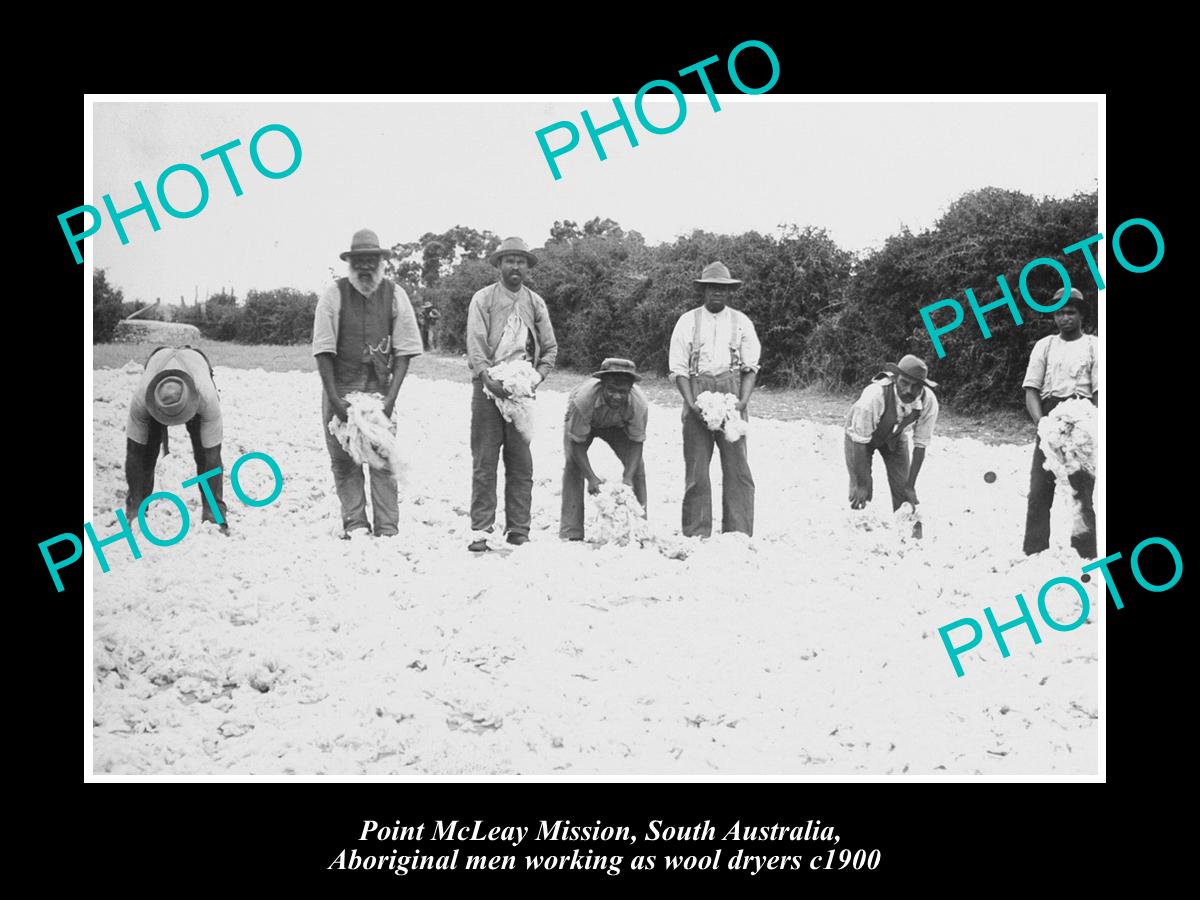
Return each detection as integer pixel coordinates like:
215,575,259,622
312,228,423,540
559,358,649,542
843,354,940,538
667,261,761,538
465,236,558,551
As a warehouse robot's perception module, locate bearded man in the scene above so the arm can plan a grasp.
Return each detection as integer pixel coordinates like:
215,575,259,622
311,228,423,539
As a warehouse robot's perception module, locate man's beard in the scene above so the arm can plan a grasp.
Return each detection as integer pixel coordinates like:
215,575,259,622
348,259,385,296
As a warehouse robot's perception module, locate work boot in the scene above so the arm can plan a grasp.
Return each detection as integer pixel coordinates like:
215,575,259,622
506,532,529,546
469,528,494,552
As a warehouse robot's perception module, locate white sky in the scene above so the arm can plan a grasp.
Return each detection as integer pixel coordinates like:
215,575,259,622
90,99,1098,303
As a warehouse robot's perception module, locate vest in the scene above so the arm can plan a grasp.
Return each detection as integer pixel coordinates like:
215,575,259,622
334,277,394,388
867,381,922,451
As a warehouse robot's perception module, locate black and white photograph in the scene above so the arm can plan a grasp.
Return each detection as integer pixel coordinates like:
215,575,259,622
82,96,1102,778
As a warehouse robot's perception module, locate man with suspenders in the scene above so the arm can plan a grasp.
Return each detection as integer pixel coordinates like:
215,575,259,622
1021,287,1098,558
312,229,424,539
667,261,762,538
844,354,940,537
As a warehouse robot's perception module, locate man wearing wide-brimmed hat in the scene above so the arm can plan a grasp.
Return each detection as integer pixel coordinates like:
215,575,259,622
559,358,650,541
125,345,228,531
1021,286,1098,557
464,236,558,551
667,261,762,538
418,300,441,351
844,354,941,532
312,228,423,539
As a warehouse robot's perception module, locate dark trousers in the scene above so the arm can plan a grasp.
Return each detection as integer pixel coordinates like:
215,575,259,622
1023,399,1096,557
681,405,754,537
843,434,911,512
125,416,226,523
470,377,533,536
322,389,399,536
559,428,648,539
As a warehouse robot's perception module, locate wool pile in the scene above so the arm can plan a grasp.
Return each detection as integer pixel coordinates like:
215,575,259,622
327,392,402,475
588,483,651,547
694,391,749,442
484,360,538,443
90,365,1096,777
1037,399,1097,480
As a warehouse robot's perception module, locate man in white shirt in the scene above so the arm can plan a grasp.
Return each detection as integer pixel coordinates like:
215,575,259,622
1022,287,1098,557
667,261,762,537
844,355,940,538
125,345,228,532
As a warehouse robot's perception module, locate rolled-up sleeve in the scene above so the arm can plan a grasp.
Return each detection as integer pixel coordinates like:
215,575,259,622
391,288,424,358
465,288,491,378
626,388,649,442
311,284,340,356
668,312,691,381
912,390,939,449
738,312,762,373
845,384,884,444
564,399,593,443
1022,337,1049,394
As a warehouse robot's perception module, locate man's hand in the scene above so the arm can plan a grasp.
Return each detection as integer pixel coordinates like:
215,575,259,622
622,474,635,488
587,477,604,495
735,398,749,414
382,398,396,419
483,374,511,399
332,396,350,421
849,483,871,509
902,486,919,506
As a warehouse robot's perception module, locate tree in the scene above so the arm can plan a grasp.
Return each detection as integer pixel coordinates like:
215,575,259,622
93,268,125,343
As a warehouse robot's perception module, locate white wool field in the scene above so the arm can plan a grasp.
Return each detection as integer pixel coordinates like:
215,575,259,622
90,364,1098,776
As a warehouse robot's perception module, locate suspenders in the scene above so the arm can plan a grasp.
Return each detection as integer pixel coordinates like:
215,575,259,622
688,308,744,394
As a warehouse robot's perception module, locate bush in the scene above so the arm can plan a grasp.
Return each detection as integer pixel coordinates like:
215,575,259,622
238,288,319,344
92,269,125,343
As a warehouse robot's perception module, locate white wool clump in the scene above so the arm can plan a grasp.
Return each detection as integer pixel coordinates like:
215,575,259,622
589,483,651,546
484,360,538,443
695,391,749,442
327,392,402,474
1038,399,1097,481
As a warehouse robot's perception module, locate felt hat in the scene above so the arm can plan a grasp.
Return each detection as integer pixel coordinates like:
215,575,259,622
694,261,742,286
488,236,538,268
339,229,394,261
1050,286,1090,318
145,368,200,426
881,354,938,390
591,358,641,382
